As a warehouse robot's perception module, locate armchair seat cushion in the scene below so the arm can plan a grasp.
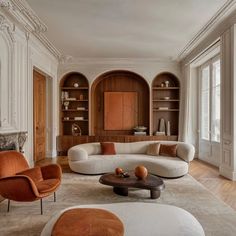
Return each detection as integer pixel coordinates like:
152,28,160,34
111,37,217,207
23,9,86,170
16,166,43,183
36,179,60,194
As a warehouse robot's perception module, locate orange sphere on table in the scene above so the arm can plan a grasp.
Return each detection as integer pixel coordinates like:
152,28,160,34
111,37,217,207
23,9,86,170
134,165,148,180
115,167,123,175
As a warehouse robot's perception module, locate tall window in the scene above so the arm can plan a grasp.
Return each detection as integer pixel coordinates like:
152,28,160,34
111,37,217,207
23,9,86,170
200,56,220,142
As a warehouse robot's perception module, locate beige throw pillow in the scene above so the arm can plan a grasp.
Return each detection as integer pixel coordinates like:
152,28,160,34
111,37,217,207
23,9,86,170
147,143,161,156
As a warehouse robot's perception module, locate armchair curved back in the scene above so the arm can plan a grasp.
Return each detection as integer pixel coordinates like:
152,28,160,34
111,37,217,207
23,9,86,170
0,151,29,178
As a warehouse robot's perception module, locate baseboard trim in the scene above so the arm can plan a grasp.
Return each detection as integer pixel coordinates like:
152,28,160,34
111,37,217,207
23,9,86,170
219,166,236,180
198,156,219,167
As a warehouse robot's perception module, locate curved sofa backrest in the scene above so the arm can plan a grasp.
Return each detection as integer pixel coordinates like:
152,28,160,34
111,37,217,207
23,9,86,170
68,141,195,162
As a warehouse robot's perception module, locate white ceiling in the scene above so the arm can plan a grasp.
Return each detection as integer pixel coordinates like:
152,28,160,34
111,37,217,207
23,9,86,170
26,0,227,60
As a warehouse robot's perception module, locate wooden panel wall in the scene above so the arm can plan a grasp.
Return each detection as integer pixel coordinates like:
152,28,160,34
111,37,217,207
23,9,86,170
57,135,178,155
92,71,149,136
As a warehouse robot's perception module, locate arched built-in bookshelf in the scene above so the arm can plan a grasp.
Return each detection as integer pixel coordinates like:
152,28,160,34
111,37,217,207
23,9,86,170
152,72,180,137
60,72,89,135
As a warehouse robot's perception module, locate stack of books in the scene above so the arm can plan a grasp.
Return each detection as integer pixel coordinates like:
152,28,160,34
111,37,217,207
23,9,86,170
66,97,76,101
158,107,169,110
134,131,146,136
74,117,84,120
155,131,165,136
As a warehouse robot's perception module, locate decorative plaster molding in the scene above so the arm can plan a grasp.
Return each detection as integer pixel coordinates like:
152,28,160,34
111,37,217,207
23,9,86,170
0,0,11,9
177,0,236,61
59,55,177,65
0,13,15,42
1,0,61,59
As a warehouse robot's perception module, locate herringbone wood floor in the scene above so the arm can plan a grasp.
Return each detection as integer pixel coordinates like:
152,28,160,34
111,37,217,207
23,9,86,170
36,157,236,211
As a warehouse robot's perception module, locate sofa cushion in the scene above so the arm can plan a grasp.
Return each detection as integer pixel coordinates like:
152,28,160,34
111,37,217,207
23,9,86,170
159,144,177,157
51,208,124,236
147,143,160,156
100,142,116,155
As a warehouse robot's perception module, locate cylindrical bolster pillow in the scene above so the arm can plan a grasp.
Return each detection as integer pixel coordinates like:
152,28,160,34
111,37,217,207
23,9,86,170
68,148,88,162
52,208,124,236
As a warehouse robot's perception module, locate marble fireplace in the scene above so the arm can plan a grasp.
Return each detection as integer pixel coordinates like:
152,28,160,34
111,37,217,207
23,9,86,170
0,132,27,153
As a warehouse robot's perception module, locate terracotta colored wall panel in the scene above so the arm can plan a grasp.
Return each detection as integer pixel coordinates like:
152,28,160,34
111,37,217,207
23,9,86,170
123,92,138,130
104,92,123,130
104,92,138,130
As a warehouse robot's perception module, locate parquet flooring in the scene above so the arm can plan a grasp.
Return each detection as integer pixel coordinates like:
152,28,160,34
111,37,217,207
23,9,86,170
36,157,236,210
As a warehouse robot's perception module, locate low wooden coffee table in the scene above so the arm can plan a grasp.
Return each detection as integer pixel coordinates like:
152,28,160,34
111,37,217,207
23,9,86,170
99,172,165,199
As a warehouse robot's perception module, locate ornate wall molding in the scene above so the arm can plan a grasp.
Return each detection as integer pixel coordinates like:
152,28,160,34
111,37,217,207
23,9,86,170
0,13,15,42
1,0,61,59
177,0,236,61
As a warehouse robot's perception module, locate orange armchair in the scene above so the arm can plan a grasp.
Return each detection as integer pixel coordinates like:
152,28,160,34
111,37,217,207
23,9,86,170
0,151,62,214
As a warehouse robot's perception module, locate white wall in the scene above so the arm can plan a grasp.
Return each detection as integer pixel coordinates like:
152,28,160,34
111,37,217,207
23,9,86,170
0,10,58,165
180,9,236,179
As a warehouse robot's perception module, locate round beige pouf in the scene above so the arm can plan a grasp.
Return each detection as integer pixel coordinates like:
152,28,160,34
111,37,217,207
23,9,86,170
41,203,205,236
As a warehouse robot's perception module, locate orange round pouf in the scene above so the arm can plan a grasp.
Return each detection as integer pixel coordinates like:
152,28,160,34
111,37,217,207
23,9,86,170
51,208,124,236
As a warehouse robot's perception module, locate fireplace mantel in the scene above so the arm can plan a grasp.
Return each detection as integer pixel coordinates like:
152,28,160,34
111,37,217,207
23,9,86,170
0,131,27,152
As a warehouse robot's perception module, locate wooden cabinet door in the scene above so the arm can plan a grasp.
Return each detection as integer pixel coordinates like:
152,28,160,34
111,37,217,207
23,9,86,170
33,70,46,162
104,92,138,130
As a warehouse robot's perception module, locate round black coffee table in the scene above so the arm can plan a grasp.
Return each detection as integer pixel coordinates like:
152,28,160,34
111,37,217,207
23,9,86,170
99,172,165,199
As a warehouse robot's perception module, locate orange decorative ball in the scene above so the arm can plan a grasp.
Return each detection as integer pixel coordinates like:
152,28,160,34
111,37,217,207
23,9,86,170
115,167,123,175
135,165,148,180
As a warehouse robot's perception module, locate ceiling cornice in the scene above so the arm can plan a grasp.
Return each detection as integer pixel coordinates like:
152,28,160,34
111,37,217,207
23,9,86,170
0,0,61,59
59,56,178,65
176,0,236,61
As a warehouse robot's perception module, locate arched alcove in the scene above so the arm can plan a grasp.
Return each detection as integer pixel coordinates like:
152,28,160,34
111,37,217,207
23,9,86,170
152,72,180,137
60,72,89,135
91,70,150,136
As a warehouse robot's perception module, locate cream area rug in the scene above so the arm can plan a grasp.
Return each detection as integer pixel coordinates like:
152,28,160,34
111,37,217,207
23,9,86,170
0,173,236,236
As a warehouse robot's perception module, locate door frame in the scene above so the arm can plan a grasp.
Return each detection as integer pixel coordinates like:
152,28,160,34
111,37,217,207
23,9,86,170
33,68,53,162
198,54,221,166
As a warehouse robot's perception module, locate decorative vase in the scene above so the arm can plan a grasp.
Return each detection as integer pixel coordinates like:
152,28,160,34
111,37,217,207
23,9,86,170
115,167,123,175
159,118,166,133
166,121,171,136
135,165,148,180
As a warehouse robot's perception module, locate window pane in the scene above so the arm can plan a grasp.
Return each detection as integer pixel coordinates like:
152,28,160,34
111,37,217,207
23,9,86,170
201,66,210,140
212,60,221,142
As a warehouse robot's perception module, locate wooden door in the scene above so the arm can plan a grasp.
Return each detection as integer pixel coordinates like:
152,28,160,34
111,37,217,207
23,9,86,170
33,70,46,162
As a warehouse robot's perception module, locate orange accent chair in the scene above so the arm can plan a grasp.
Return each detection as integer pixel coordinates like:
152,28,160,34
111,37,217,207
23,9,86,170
0,151,62,214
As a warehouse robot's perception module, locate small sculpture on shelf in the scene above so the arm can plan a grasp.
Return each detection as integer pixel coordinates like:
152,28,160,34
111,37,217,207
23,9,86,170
164,81,170,87
64,91,69,100
79,94,84,100
73,82,79,88
72,123,82,136
64,101,69,110
166,121,171,136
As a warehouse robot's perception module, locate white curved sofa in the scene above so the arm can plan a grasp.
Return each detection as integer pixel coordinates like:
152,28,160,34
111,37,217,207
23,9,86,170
68,141,195,178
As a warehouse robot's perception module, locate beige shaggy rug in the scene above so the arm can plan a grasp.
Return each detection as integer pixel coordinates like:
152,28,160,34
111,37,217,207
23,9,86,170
0,173,236,236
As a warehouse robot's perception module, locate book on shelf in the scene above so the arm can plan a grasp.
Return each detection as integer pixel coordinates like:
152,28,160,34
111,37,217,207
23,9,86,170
134,131,146,136
154,131,166,136
66,98,76,101
74,117,84,120
77,107,86,110
157,107,169,110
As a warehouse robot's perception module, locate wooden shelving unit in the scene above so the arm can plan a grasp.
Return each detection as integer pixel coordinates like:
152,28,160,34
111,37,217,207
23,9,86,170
152,73,180,136
60,72,89,135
